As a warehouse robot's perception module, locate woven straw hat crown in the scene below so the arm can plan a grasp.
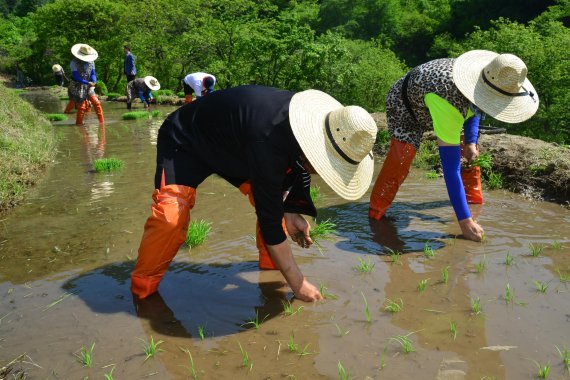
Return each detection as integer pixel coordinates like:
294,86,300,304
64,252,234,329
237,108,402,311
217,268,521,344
71,43,98,62
328,106,376,163
144,76,161,91
483,54,527,94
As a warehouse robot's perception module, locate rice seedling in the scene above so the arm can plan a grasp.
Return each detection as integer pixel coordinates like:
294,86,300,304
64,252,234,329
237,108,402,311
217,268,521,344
338,362,350,380
475,255,487,273
449,321,458,340
242,310,268,330
334,323,350,337
179,347,199,379
550,240,563,250
504,252,515,266
93,158,124,172
122,111,150,120
105,92,122,99
310,219,337,253
557,268,570,282
186,220,212,248
75,343,95,368
310,184,324,205
46,113,67,121
282,300,303,316
361,292,372,323
319,282,338,300
197,325,205,341
528,242,544,257
238,342,252,371
151,110,162,117
384,298,404,313
534,361,551,379
103,366,115,380
389,332,415,353
555,345,570,373
379,346,388,370
417,278,429,292
386,248,401,264
423,242,435,258
504,283,515,304
354,257,375,273
287,333,298,352
533,280,550,293
471,297,482,315
486,170,503,190
297,344,313,357
441,266,450,284
59,95,69,100
469,152,493,170
425,170,439,179
139,336,164,361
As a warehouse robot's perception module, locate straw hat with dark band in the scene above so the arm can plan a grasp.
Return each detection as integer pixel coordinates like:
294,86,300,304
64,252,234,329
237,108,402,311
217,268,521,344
289,90,377,200
144,76,160,91
453,50,539,123
52,64,63,73
71,43,98,62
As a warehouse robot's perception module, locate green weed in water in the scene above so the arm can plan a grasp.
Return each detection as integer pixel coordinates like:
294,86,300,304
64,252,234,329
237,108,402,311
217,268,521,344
122,111,151,120
441,266,450,284
180,347,199,379
75,343,95,368
242,310,268,330
417,279,429,292
534,361,551,379
288,333,298,352
186,220,211,248
423,242,435,258
338,361,350,380
238,342,252,371
139,336,164,361
555,346,570,373
505,252,515,266
475,255,487,273
46,113,67,121
471,297,482,315
425,170,439,179
334,323,350,337
319,282,338,300
528,242,544,257
354,257,375,273
93,158,124,172
389,332,415,353
533,280,550,293
197,325,205,341
449,321,458,340
384,298,403,313
282,300,303,316
361,292,372,323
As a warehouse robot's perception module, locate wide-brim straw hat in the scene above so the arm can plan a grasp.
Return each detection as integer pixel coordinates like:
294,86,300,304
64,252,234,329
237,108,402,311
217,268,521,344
144,76,160,91
52,64,63,73
453,50,539,123
71,43,98,62
289,90,377,200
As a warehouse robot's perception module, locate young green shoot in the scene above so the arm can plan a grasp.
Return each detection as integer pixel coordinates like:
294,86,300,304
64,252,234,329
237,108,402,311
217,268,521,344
122,111,150,120
386,248,401,264
282,300,303,316
334,323,350,337
288,333,298,352
441,266,450,284
534,361,551,379
449,321,458,340
389,332,415,353
75,343,95,368
139,336,164,361
297,343,313,357
186,220,212,248
471,297,482,315
425,170,439,179
384,298,404,313
242,310,268,330
533,280,550,293
504,283,515,304
417,279,429,293
379,346,388,370
47,113,67,121
309,219,337,254
151,110,162,118
93,158,124,172
103,365,115,380
179,347,199,380
504,252,515,266
475,255,487,273
557,268,570,282
319,282,338,300
354,257,375,273
310,184,324,205
361,292,372,323
197,325,205,341
528,242,544,257
238,342,252,371
555,345,570,373
550,240,563,250
423,242,435,258
338,361,349,380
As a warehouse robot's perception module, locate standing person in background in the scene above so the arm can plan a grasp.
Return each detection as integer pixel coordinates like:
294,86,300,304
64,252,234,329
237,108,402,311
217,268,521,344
52,64,66,87
369,50,539,242
124,45,136,83
68,43,104,126
182,72,216,104
125,76,160,110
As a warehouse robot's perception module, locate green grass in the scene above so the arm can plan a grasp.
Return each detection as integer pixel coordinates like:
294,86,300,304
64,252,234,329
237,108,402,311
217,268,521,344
441,266,450,284
139,336,164,361
361,292,372,323
310,184,324,205
75,343,95,368
389,332,415,353
122,111,150,120
186,220,212,248
486,170,503,190
449,321,458,340
154,89,175,96
528,242,544,257
151,110,162,117
93,158,124,172
471,296,482,315
282,300,303,316
338,361,350,380
384,298,403,313
374,128,391,153
46,113,67,121
413,140,439,169
533,280,549,293
417,278,429,292
475,255,487,273
425,170,439,179
354,257,375,273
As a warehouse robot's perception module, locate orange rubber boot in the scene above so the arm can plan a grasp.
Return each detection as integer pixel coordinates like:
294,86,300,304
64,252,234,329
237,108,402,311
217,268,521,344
75,101,88,125
460,138,483,204
64,100,76,114
369,139,417,220
184,95,193,104
239,182,280,270
89,95,105,124
131,185,196,299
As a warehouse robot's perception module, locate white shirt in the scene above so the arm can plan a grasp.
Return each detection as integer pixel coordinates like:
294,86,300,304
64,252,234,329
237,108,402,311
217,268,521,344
183,72,216,98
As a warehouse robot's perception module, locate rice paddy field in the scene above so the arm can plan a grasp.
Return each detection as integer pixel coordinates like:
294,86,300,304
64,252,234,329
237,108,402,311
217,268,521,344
0,90,568,379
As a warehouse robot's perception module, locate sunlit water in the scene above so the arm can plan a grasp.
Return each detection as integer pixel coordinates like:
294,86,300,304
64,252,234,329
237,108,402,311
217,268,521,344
0,89,568,379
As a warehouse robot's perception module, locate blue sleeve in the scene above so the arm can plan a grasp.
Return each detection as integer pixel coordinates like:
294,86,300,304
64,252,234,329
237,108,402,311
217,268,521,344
138,89,146,103
72,70,89,84
463,115,480,145
90,68,96,83
148,91,153,99
439,146,471,221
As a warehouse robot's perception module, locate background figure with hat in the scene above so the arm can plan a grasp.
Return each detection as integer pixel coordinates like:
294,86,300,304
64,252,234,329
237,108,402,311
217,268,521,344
131,85,377,302
369,49,539,242
182,72,216,104
52,64,66,87
125,76,160,110
68,43,105,125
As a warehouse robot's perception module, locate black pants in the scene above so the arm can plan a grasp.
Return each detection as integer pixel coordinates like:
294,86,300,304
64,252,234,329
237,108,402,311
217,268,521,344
126,74,136,82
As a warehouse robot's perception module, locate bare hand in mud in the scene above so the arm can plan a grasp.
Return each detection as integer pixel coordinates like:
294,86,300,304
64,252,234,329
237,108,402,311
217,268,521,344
293,278,323,302
285,213,313,249
459,217,484,242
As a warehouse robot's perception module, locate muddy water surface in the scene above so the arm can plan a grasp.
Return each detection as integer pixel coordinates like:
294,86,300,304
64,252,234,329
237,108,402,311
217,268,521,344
0,89,569,379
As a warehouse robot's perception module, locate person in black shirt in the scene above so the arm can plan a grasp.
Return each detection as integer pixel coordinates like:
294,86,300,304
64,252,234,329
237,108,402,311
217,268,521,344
131,85,378,302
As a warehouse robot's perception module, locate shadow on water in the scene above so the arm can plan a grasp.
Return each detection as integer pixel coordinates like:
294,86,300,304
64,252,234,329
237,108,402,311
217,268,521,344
62,260,289,338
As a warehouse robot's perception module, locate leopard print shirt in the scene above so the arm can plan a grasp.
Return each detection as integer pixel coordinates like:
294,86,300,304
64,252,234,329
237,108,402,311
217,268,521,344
386,58,470,150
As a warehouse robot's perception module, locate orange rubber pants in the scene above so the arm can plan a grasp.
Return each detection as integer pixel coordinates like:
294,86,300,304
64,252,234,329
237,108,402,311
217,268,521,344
89,95,105,124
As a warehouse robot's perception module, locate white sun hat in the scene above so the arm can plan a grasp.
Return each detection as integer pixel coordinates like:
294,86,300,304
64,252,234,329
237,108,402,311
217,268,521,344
71,43,98,62
52,64,63,73
144,76,161,91
289,89,377,200
453,50,539,123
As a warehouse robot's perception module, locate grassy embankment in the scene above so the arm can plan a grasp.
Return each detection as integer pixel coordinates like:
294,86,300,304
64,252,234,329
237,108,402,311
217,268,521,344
0,81,57,214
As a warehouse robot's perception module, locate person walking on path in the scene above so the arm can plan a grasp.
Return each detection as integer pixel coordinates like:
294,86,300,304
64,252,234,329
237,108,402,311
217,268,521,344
369,50,539,242
52,64,66,87
124,45,137,83
182,72,216,104
131,85,377,302
68,43,104,125
125,76,160,110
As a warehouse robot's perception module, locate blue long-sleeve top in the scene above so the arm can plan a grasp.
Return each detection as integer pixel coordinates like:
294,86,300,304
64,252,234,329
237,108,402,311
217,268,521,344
124,52,136,75
71,59,96,84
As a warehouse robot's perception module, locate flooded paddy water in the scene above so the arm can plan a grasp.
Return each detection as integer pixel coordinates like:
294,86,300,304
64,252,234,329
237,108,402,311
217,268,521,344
1,89,569,379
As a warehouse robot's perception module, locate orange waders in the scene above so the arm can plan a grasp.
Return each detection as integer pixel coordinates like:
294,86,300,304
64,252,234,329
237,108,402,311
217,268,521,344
75,96,104,125
64,100,76,114
369,139,417,220
184,95,193,104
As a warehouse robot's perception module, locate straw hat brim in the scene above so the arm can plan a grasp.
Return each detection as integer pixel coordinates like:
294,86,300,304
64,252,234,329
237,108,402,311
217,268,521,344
52,64,62,72
289,90,374,201
453,50,539,123
144,76,161,91
71,44,98,62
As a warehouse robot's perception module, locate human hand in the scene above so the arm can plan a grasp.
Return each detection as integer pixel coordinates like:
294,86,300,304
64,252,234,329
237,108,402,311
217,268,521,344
292,278,323,302
284,213,313,248
458,217,484,242
144,102,149,109
463,143,479,163
88,81,96,87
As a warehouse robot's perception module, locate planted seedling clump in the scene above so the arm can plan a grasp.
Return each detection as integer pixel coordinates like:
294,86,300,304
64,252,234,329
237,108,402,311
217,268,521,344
186,220,212,248
47,113,67,121
93,158,124,172
122,111,151,120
